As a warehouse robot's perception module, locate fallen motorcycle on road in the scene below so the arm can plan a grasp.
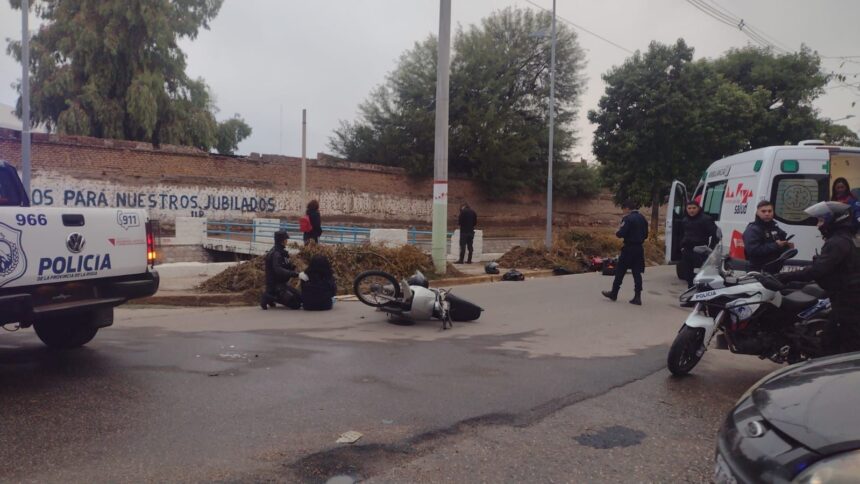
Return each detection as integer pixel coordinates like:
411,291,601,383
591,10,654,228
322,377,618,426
353,270,483,329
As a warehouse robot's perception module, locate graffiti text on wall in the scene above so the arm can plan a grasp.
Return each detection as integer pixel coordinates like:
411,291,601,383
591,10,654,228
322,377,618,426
30,188,277,216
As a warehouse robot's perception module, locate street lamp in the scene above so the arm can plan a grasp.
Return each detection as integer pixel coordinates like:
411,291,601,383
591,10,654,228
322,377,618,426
545,0,557,249
21,0,31,195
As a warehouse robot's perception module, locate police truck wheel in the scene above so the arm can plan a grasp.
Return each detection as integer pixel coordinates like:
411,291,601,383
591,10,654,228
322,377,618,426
33,316,99,349
667,325,705,376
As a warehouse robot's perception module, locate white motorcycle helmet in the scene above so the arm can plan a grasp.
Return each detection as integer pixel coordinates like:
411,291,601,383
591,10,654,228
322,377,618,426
803,201,853,237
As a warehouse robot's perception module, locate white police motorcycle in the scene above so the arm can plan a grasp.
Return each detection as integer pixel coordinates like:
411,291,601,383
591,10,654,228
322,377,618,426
667,244,834,376
353,270,483,329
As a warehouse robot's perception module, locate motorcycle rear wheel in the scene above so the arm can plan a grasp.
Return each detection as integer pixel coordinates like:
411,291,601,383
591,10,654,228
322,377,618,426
667,325,705,376
353,270,403,307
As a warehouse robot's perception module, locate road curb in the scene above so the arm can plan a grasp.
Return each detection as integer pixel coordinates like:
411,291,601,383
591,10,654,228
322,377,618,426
130,269,559,307
128,292,249,307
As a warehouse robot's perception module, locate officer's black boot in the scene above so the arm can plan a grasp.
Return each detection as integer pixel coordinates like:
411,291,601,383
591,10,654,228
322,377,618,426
260,292,274,310
629,292,642,306
601,289,618,301
456,246,465,264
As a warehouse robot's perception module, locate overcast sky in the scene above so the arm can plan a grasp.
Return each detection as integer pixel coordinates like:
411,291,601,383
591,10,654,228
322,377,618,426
1,0,858,161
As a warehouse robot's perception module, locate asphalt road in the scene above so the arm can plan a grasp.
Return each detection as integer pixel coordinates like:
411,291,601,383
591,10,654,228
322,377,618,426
0,266,780,483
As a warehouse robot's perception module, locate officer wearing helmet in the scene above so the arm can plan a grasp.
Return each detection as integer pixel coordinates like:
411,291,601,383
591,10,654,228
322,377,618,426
777,201,860,352
260,230,302,310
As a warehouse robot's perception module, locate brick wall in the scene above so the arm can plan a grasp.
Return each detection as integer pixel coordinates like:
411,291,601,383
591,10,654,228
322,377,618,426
0,128,623,230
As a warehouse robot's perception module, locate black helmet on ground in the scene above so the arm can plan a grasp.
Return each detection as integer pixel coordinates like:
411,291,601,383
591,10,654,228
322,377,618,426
485,261,500,274
502,269,525,281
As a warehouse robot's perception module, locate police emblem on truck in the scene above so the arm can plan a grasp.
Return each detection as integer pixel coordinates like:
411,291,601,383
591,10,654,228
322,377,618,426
0,222,27,287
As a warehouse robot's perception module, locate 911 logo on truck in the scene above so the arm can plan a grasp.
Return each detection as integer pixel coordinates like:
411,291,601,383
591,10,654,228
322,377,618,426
117,210,140,231
0,222,27,287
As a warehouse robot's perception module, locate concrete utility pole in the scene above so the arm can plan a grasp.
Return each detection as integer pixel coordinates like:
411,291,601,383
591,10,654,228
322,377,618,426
21,0,31,195
545,0,557,249
432,0,452,273
301,108,307,202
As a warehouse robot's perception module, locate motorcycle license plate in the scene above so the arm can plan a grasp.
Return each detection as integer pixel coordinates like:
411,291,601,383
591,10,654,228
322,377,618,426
713,454,737,484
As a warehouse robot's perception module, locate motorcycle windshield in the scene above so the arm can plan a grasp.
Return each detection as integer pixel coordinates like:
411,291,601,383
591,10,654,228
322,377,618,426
694,244,724,284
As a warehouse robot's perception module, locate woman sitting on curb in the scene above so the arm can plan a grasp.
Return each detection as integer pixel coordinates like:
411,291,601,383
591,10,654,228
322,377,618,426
299,255,338,311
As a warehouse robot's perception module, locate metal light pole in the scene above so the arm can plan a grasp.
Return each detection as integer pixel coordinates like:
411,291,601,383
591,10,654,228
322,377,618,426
544,0,557,249
21,0,31,195
431,0,451,273
301,108,307,202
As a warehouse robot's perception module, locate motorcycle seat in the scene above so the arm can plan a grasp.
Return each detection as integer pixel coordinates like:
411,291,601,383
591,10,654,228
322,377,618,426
801,284,828,299
781,290,818,311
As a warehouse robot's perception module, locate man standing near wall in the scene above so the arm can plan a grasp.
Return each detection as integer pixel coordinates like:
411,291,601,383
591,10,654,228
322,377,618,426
456,202,478,264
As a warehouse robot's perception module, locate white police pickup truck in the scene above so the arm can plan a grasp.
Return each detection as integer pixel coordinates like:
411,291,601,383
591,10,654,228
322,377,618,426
0,160,159,348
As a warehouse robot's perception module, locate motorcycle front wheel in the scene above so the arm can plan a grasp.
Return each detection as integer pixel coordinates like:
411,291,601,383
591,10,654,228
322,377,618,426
667,325,705,376
353,270,403,307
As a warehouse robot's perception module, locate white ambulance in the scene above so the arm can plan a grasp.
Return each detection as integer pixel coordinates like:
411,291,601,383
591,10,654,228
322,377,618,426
666,140,860,274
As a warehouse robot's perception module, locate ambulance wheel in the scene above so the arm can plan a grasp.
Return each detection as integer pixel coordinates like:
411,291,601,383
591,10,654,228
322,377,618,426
675,260,687,280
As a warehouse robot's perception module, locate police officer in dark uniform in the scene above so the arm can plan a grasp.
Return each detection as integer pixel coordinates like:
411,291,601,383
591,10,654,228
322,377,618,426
777,202,860,352
603,200,649,305
680,201,720,287
743,200,794,273
457,203,478,264
260,230,302,310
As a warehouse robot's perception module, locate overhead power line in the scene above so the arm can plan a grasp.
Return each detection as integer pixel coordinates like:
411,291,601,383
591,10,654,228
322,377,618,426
523,0,634,55
685,0,789,54
705,0,793,52
686,0,860,61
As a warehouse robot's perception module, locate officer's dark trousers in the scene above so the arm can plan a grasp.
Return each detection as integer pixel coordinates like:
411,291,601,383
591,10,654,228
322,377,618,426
261,284,302,309
833,297,860,353
681,247,706,288
459,232,475,262
612,244,644,293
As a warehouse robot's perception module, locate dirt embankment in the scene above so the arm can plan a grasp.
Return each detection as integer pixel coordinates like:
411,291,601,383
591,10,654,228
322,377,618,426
198,244,464,303
496,228,664,272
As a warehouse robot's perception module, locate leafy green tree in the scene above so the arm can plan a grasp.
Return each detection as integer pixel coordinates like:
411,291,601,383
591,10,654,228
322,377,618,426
215,115,253,155
713,46,831,148
329,7,587,198
590,41,857,230
589,40,757,229
7,0,251,153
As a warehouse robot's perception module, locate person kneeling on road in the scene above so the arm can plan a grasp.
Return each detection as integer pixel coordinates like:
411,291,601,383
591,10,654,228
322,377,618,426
299,254,338,311
260,230,302,310
776,201,860,353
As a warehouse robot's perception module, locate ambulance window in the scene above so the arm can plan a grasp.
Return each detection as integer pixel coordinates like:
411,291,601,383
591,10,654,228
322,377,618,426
771,175,828,226
702,181,727,220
